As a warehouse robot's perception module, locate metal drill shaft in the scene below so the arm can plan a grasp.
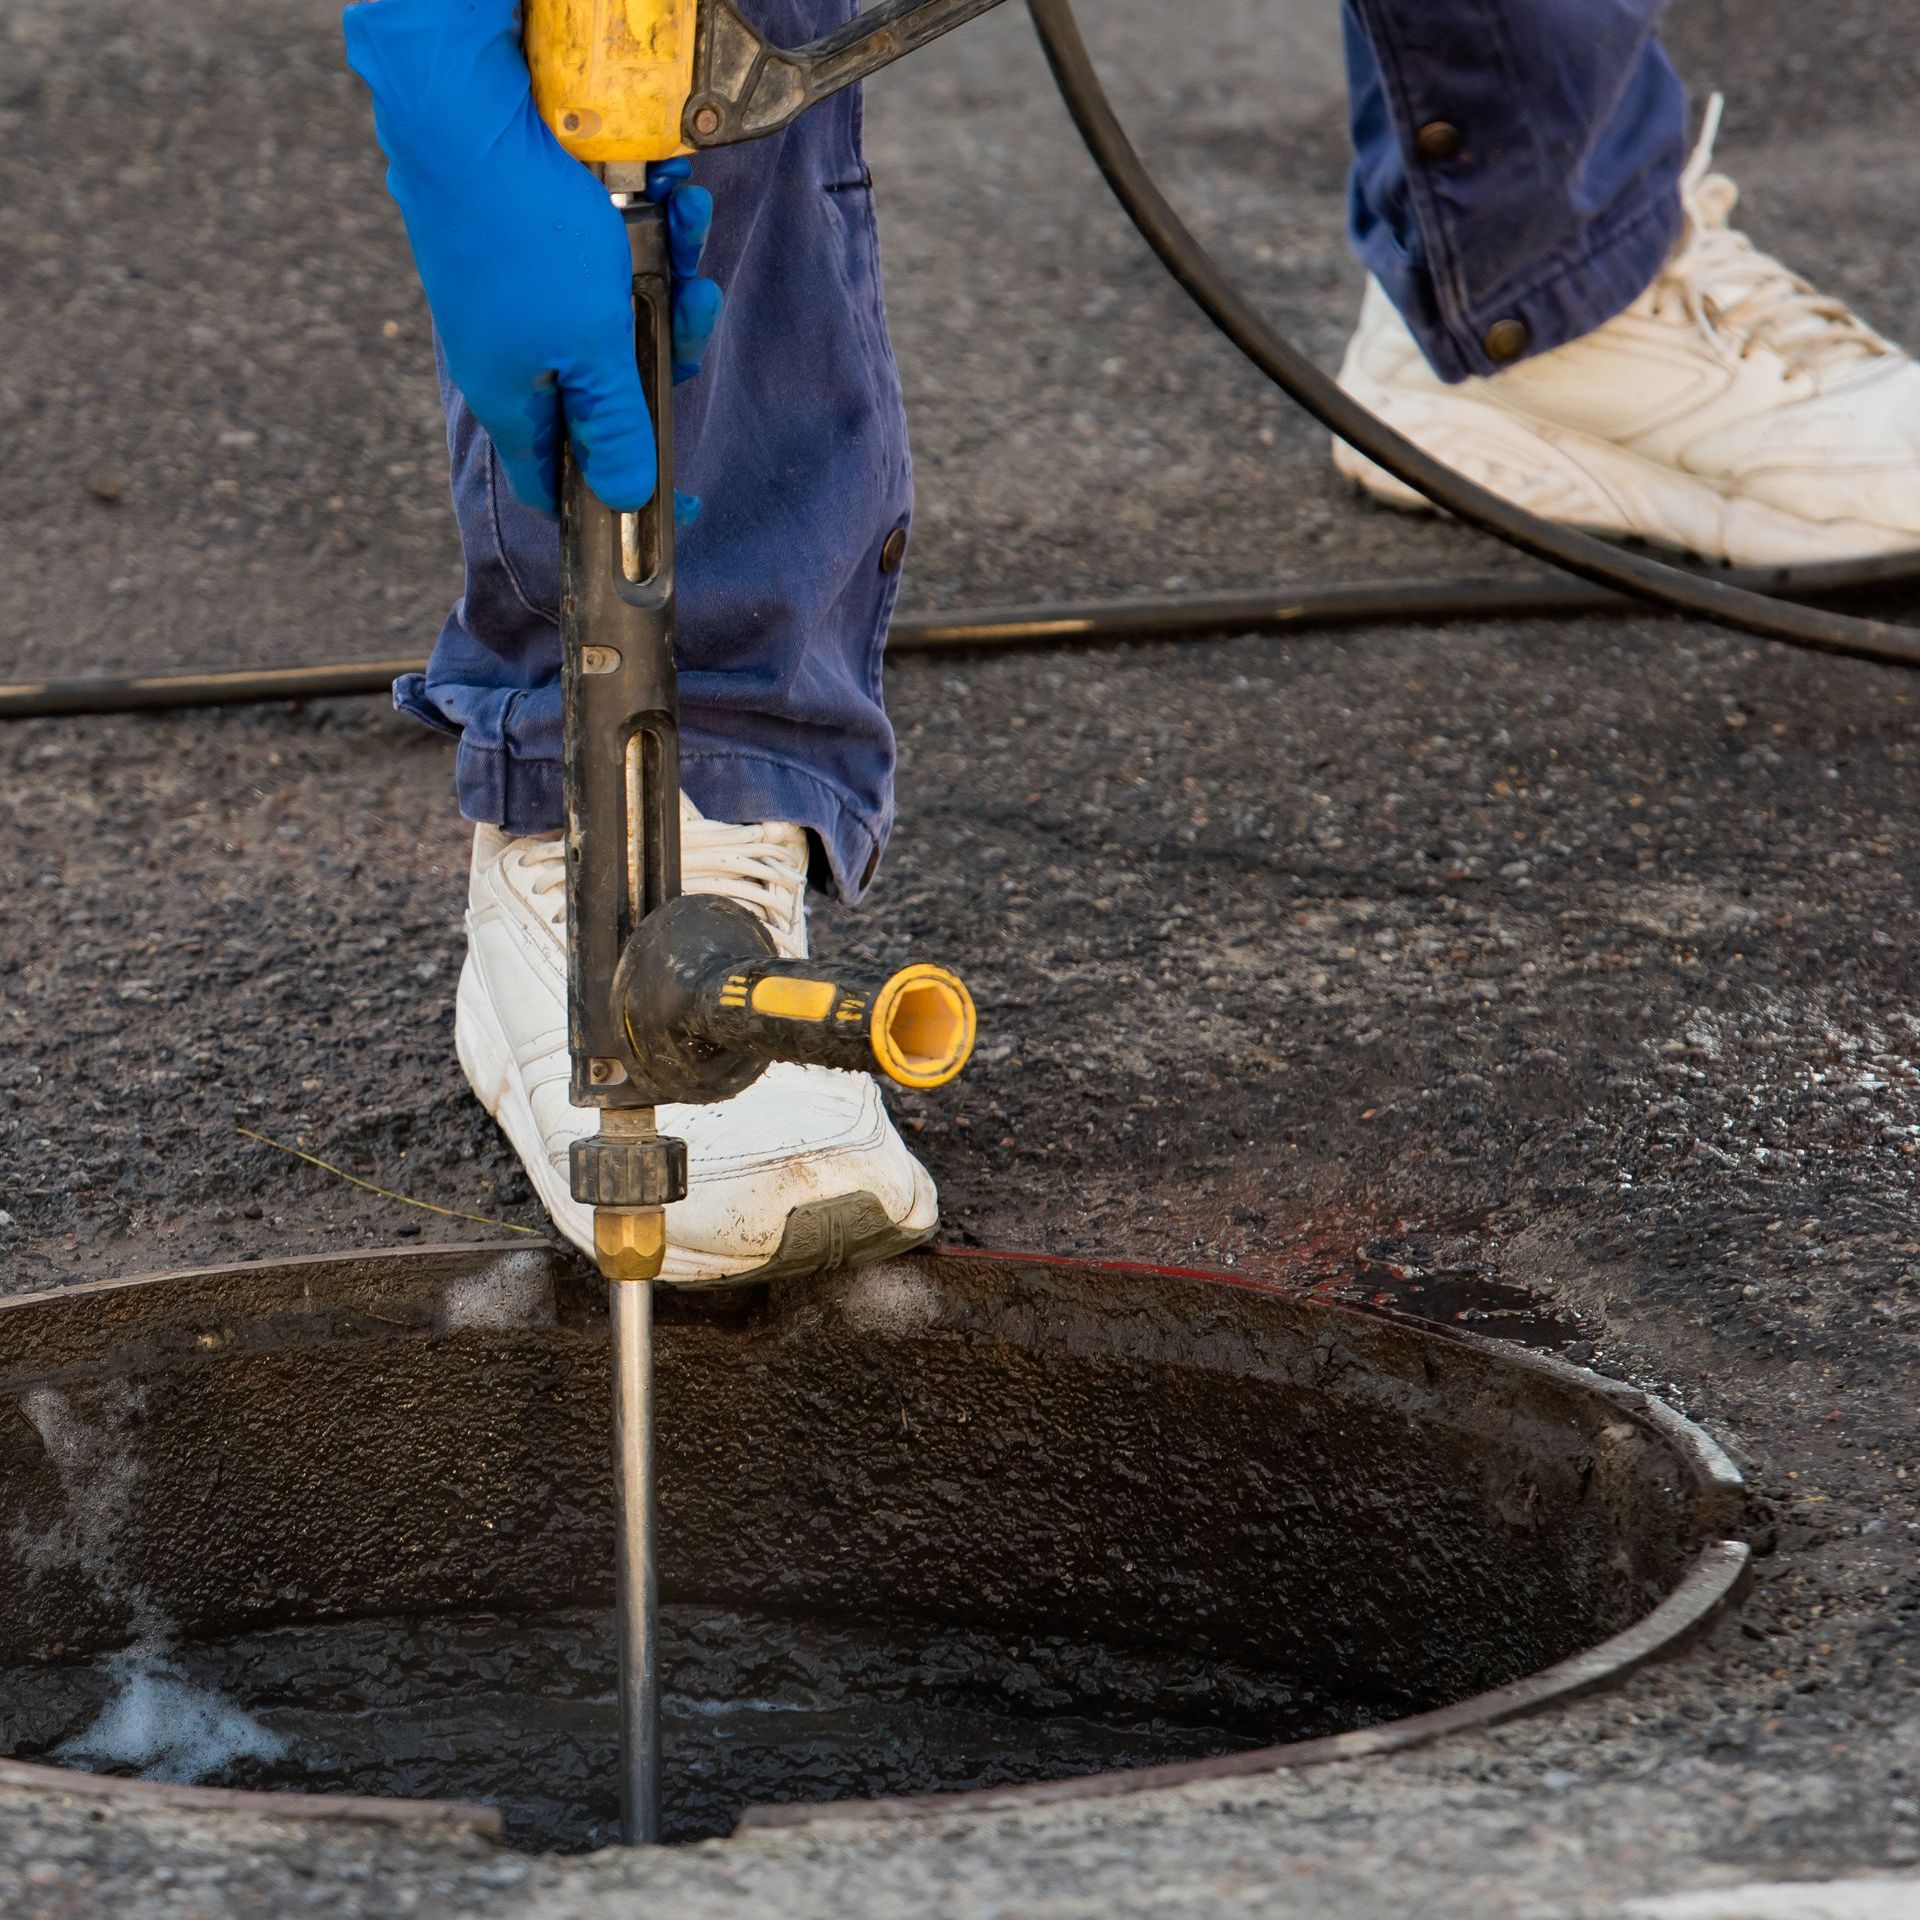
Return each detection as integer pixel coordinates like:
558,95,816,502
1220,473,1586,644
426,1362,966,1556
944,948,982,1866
609,1277,661,1843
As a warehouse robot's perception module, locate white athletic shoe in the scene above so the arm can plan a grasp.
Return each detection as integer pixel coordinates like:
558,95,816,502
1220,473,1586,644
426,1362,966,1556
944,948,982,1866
454,796,939,1286
1332,98,1920,566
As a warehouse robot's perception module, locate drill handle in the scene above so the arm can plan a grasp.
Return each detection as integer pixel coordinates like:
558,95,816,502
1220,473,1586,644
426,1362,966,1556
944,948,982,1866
684,0,1013,148
686,956,977,1090
614,895,978,1101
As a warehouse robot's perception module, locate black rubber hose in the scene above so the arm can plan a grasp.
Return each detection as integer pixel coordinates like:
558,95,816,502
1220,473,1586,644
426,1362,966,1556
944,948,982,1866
0,582,1632,719
1023,0,1920,670
3,562,1910,721
0,659,430,720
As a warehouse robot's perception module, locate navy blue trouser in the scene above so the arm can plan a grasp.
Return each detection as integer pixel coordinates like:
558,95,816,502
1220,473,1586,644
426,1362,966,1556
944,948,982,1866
402,0,1688,898
1343,1,1688,381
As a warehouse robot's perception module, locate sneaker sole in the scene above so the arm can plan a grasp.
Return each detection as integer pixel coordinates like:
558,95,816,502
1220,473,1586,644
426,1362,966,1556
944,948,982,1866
455,955,935,1289
1331,371,1917,569
725,1192,938,1287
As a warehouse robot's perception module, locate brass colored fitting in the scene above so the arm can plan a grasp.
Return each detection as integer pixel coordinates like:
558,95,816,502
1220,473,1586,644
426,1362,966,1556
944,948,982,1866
594,1205,668,1282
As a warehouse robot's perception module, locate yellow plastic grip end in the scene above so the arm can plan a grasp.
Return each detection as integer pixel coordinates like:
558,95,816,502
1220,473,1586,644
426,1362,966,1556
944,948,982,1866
524,0,698,166
869,964,977,1091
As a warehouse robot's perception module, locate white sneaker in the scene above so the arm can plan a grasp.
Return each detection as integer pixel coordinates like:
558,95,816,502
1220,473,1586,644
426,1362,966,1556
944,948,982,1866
1332,98,1920,566
454,796,939,1286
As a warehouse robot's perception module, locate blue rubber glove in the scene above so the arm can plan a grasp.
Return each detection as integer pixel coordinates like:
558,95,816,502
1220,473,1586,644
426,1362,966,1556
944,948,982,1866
342,0,723,518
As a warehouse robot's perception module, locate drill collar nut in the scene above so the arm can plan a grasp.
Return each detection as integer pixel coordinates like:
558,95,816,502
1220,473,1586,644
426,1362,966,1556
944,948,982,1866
570,1132,689,1209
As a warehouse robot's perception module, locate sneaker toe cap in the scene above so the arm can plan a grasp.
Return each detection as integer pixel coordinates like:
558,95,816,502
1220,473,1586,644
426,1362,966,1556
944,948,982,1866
1704,366,1920,538
662,1064,935,1260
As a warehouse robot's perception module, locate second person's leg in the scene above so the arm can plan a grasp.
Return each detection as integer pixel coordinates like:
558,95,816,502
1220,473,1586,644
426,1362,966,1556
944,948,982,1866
1333,0,1920,564
1341,0,1686,381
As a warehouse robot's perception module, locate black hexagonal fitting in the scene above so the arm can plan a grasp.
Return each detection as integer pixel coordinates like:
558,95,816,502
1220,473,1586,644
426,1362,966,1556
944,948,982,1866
568,1133,689,1210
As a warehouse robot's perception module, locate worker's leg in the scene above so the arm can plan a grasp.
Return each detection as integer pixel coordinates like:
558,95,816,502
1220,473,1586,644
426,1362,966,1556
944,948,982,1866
1340,0,1688,381
419,0,935,1286
396,0,909,905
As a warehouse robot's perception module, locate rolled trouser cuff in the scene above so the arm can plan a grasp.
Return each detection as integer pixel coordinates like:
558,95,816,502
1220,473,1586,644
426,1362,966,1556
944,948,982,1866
1343,0,1689,381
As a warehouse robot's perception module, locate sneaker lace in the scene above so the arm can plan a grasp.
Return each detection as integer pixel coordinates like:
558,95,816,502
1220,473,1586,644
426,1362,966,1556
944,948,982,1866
513,804,810,958
1650,93,1889,377
680,806,810,958
518,833,568,924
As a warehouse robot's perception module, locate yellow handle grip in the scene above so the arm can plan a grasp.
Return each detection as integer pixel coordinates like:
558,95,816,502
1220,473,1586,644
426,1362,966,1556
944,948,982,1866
524,0,698,165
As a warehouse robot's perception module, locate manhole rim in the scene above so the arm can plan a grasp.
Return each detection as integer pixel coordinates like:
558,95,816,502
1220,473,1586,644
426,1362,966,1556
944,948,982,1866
0,1240,1751,1845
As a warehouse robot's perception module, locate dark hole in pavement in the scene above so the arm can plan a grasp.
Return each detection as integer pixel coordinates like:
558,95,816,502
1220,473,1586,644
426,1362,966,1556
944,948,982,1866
0,1245,1742,1850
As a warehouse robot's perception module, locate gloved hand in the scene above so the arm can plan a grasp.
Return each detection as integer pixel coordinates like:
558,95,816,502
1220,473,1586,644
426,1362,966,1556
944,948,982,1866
343,0,722,518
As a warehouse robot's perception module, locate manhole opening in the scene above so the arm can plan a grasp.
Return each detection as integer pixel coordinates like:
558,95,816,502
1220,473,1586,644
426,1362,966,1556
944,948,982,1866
0,1246,1741,1850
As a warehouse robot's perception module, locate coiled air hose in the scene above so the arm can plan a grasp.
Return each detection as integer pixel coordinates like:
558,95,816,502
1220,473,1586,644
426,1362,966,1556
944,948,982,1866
5,0,1920,725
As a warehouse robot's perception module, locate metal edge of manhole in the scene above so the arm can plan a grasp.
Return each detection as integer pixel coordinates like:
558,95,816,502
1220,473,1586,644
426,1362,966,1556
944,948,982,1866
0,1240,1753,1845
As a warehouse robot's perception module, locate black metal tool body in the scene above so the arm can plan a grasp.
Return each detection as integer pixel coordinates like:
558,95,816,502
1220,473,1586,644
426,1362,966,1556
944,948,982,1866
560,199,815,1122
558,206,677,1116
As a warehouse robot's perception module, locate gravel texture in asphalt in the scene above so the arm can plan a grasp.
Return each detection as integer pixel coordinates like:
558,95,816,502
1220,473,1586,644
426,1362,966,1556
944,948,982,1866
1,0,1918,1913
